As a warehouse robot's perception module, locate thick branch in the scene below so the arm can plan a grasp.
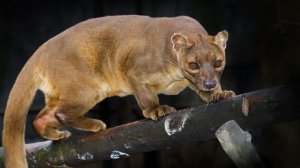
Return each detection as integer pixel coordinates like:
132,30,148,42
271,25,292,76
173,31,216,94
216,120,265,168
0,85,299,167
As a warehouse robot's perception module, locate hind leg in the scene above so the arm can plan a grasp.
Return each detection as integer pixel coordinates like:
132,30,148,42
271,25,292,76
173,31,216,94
38,67,108,138
33,97,71,140
33,94,106,140
51,78,109,132
54,103,107,132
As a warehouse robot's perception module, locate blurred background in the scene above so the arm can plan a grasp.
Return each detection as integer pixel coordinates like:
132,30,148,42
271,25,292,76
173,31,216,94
0,0,299,167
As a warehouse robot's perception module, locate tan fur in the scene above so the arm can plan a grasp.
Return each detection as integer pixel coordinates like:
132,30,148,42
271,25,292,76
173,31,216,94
2,15,234,167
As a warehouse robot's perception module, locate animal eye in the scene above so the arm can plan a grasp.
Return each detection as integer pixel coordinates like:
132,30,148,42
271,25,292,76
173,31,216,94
189,62,199,70
214,60,222,68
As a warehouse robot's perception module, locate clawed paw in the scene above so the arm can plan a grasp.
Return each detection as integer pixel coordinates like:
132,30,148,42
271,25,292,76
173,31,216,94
209,90,235,102
143,105,176,121
91,120,107,132
61,131,72,139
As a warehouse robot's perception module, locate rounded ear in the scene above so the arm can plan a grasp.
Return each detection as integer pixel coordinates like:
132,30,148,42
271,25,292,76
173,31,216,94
214,30,228,49
171,33,192,53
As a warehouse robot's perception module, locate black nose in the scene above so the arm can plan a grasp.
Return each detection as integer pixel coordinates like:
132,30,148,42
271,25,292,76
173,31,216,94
203,80,216,90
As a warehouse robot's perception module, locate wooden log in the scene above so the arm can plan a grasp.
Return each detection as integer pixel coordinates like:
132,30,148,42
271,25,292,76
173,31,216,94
216,120,265,168
0,85,299,167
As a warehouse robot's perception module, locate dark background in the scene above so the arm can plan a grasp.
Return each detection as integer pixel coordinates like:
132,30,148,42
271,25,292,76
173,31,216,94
0,0,300,167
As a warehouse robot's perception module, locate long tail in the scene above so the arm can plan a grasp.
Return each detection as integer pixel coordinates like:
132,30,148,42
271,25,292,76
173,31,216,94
2,57,40,168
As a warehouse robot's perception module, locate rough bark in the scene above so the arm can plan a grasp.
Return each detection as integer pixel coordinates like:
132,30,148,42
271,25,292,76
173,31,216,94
216,120,265,168
0,85,299,167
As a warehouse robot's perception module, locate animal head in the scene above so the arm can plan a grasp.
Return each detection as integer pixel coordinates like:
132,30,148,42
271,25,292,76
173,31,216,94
171,30,228,92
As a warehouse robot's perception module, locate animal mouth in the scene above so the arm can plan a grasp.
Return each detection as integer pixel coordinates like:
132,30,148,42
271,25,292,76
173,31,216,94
180,70,218,92
190,80,218,93
198,85,216,92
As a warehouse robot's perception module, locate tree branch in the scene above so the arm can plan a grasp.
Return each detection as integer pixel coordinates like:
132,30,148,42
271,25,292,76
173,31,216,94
0,85,299,167
216,120,265,168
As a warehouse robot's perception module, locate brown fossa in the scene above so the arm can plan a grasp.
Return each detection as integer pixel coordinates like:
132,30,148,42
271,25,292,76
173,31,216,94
2,15,235,167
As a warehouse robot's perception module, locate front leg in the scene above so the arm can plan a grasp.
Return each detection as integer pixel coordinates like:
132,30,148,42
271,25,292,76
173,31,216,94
191,85,235,103
202,90,235,102
130,79,176,121
206,89,235,102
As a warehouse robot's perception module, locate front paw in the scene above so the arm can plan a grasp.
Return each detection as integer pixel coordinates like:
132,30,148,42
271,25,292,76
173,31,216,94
209,90,235,102
143,105,176,121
